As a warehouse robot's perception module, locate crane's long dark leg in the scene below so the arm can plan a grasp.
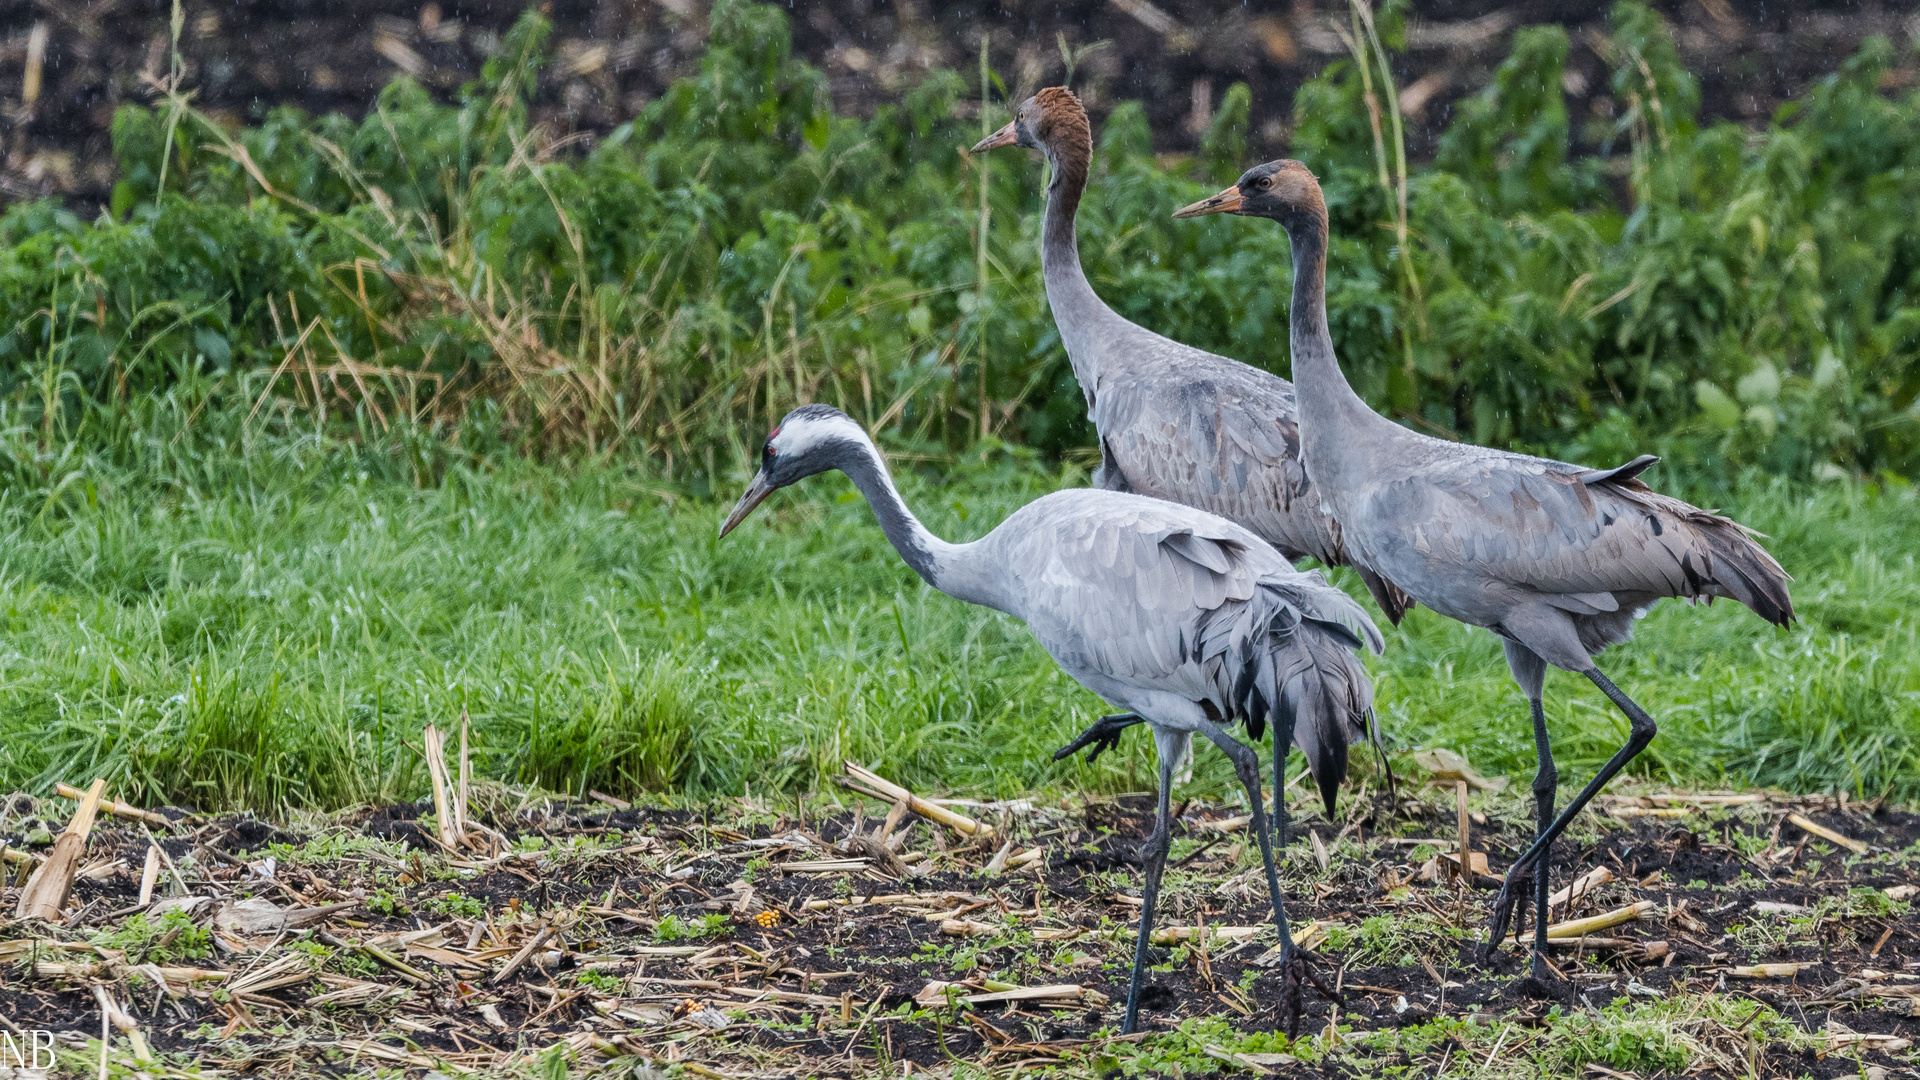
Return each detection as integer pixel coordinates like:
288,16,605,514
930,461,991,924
1525,696,1556,977
1487,642,1558,975
1193,714,1340,1039
1271,722,1292,849
1484,667,1655,960
1052,713,1142,764
1120,728,1181,1034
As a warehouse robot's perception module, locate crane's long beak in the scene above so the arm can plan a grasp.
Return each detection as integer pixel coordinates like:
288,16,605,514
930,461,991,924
1173,184,1244,219
969,121,1019,154
720,471,776,538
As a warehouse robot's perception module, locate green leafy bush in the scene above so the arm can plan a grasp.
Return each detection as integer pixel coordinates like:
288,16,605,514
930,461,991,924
0,0,1913,485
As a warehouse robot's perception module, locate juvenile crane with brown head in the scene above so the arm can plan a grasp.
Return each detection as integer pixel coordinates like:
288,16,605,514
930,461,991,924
1177,160,1794,984
972,87,1402,843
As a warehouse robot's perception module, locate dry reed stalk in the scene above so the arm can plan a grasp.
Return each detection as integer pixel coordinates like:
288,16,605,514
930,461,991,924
16,778,106,922
54,783,172,829
423,724,464,852
841,762,993,839
1786,812,1869,855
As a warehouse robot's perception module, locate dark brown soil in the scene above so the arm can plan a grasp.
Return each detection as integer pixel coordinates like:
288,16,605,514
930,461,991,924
0,782,1912,1076
3,1,1914,209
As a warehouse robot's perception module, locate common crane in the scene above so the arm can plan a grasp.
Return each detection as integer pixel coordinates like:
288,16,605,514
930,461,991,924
1176,160,1793,980
720,404,1381,1032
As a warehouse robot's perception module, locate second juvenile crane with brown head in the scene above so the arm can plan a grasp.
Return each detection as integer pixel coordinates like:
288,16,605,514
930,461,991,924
1176,160,1794,983
972,86,1404,825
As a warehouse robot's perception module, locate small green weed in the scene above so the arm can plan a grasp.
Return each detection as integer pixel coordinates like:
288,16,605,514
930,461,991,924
365,890,410,917
653,913,728,942
573,969,623,993
1095,1015,1316,1076
287,938,380,978
425,893,486,919
91,910,212,965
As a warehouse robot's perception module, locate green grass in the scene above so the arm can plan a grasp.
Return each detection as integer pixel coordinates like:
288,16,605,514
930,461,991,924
0,395,1914,816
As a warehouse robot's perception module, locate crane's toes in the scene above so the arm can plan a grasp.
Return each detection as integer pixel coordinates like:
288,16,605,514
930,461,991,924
1051,714,1139,764
1083,730,1125,764
1278,948,1343,1040
1480,865,1533,962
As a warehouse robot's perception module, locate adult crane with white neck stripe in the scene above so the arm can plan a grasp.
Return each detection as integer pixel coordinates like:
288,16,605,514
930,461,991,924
721,404,1380,1034
1175,160,1794,982
971,86,1404,823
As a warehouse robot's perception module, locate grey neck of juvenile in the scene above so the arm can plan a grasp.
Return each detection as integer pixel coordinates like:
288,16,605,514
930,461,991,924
1282,209,1379,434
831,439,1004,612
1039,133,1116,387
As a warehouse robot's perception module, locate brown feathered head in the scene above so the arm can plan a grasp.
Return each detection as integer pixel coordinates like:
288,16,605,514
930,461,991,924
1173,159,1326,232
969,86,1092,163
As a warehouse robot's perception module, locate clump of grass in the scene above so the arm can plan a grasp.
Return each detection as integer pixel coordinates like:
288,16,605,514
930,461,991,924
1544,996,1810,1076
1323,912,1468,969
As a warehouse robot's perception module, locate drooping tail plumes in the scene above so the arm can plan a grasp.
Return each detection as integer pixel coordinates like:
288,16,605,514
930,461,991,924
1601,479,1795,628
1212,580,1381,817
1276,616,1378,816
1694,516,1794,626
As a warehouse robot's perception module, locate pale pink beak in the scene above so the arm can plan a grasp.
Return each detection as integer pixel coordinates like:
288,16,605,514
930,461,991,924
1173,184,1245,219
969,121,1019,154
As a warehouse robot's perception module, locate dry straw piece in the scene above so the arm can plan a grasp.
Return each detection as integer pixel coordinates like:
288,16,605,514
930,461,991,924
841,761,994,839
1786,812,1869,855
16,778,106,922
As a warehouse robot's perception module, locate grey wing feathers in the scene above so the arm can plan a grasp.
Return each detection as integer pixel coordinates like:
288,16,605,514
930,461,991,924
1006,491,1381,811
1186,577,1376,816
1091,363,1338,567
1162,524,1380,815
1356,566,1417,626
1603,478,1793,626
1573,454,1659,486
1380,451,1792,625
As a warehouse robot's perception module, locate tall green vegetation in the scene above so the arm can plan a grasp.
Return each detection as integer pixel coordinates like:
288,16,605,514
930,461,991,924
1,0,1915,487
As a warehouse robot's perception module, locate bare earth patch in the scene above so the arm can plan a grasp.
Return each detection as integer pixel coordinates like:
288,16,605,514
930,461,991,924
0,778,1914,1078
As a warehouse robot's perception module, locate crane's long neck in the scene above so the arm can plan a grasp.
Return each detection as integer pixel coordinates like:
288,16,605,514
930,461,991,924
832,438,1008,613
1039,132,1115,390
1283,206,1384,480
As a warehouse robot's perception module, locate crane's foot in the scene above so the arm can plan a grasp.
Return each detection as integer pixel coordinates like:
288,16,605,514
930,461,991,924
1479,861,1534,963
1052,713,1143,764
1529,949,1556,983
1277,948,1343,1040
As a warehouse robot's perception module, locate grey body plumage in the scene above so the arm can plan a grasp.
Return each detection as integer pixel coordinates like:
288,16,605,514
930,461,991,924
722,404,1378,1034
